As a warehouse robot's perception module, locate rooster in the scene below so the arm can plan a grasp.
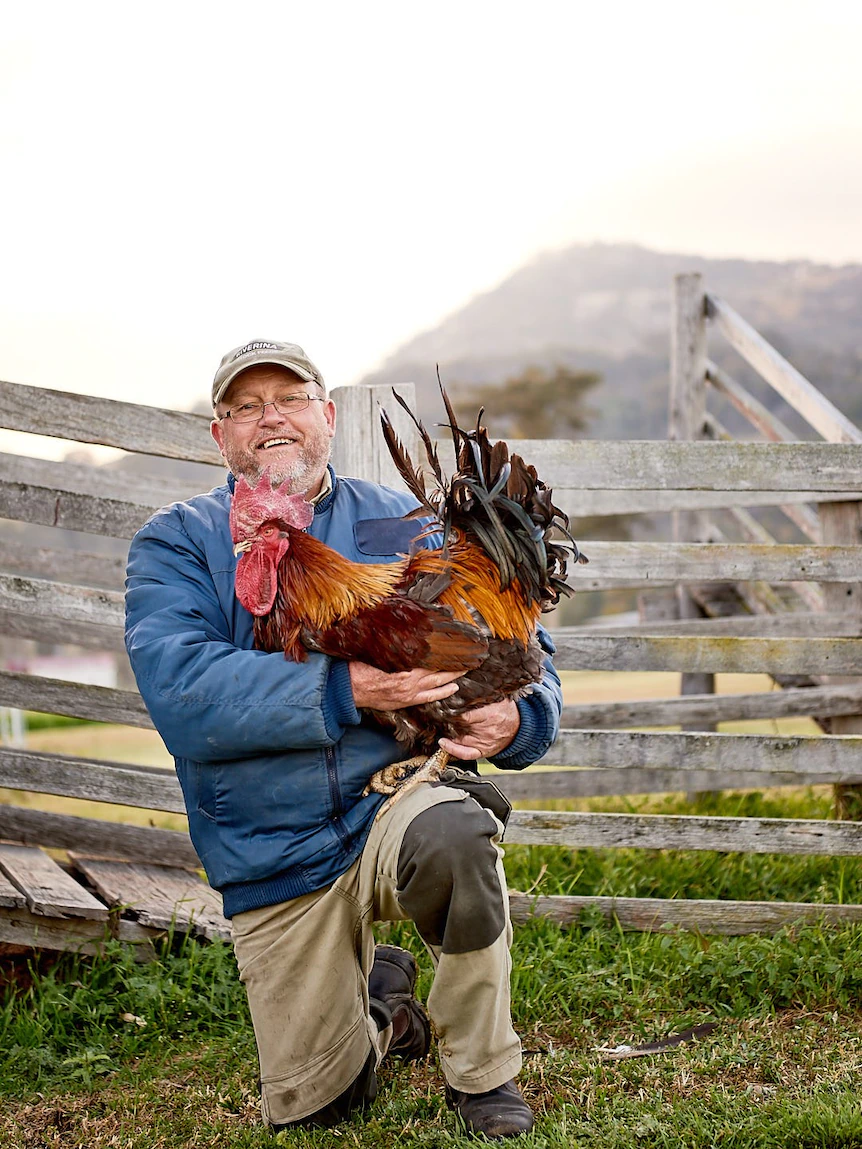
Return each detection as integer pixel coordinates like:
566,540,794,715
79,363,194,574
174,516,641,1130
230,388,586,785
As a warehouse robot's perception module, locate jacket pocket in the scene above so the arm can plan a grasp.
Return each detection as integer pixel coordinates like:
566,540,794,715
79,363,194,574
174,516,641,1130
194,761,219,823
353,517,422,556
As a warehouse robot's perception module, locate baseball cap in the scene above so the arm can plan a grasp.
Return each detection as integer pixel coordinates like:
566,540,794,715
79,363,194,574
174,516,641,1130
212,340,325,407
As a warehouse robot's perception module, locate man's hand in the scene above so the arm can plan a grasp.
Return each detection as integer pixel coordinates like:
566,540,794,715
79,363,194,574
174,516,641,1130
349,661,461,711
438,700,520,760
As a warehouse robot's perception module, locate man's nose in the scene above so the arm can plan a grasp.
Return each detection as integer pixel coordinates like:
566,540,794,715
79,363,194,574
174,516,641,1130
257,401,288,426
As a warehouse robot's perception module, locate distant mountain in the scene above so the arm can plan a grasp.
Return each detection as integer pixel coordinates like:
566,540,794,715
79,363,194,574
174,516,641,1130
360,244,862,440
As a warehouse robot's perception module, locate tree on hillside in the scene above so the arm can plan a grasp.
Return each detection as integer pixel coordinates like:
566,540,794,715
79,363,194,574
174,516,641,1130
449,364,601,440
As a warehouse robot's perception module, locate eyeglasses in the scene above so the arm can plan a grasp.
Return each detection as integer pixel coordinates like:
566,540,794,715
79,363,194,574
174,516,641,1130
219,395,325,423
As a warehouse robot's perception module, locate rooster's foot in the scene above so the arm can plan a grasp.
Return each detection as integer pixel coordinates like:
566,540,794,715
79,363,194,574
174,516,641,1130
363,754,429,796
364,748,451,816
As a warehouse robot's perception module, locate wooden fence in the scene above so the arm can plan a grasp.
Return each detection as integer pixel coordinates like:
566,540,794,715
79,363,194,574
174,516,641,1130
0,272,860,953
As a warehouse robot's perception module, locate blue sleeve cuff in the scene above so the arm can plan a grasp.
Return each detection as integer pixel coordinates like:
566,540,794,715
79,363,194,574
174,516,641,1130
322,659,361,740
489,690,554,771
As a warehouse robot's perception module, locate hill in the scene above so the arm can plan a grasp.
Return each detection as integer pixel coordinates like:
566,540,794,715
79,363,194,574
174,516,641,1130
360,244,862,440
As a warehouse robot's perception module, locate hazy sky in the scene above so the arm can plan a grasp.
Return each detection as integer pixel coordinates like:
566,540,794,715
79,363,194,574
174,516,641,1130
1,0,861,459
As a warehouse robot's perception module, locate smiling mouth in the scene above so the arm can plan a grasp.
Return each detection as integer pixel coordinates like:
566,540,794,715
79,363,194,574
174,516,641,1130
257,438,297,451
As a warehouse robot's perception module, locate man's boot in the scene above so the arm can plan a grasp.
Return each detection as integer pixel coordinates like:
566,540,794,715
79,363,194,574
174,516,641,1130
446,1079,535,1139
368,944,431,1061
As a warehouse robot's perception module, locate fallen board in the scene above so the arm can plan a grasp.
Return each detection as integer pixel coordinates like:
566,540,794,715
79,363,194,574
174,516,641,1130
0,867,24,909
0,904,154,956
72,856,230,941
0,844,107,919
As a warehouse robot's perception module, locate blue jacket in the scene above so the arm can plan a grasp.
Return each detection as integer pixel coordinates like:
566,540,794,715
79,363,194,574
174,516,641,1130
124,467,562,917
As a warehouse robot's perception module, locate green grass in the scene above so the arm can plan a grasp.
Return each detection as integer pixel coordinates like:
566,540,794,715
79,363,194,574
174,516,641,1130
4,884,862,1146
4,736,862,1144
23,711,94,732
3,922,862,1147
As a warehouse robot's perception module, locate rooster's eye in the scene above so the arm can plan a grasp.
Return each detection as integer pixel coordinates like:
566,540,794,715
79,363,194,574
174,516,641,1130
261,526,275,537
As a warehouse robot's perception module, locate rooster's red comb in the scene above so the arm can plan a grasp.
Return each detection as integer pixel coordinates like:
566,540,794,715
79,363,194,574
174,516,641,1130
229,472,315,543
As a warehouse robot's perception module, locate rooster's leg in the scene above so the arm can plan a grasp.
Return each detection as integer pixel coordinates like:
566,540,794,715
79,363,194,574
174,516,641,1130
363,747,451,817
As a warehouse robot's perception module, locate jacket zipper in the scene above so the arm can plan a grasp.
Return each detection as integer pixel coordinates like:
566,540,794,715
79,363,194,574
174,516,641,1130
325,746,351,846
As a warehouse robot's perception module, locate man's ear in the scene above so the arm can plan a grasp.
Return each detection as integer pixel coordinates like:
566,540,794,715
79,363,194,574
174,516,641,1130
323,398,337,438
211,417,227,457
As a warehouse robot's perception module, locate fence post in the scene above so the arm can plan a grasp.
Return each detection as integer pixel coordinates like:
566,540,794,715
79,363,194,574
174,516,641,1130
669,274,715,730
818,500,862,819
330,383,421,490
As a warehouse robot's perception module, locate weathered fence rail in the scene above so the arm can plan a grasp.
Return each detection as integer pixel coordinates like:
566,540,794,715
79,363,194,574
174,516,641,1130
0,272,860,949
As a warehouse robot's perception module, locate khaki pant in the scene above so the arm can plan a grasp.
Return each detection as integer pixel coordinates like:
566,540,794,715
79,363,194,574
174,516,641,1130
231,782,522,1125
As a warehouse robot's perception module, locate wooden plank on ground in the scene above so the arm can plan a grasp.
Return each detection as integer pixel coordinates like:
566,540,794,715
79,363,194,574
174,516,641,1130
0,749,184,813
508,893,862,935
0,805,199,869
0,844,108,918
0,867,24,908
559,683,862,729
505,810,862,855
539,729,862,773
72,857,229,941
0,904,161,956
0,906,112,954
0,670,153,729
0,380,222,464
551,634,862,674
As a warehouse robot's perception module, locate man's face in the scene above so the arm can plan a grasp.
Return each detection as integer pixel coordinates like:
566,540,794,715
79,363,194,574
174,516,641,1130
211,364,337,496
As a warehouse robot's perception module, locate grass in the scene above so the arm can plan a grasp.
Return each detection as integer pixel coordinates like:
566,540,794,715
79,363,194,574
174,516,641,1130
3,917,862,1147
4,815,862,1147
3,674,861,1145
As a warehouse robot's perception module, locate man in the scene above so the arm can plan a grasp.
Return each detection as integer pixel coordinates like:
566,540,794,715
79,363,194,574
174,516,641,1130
125,340,563,1138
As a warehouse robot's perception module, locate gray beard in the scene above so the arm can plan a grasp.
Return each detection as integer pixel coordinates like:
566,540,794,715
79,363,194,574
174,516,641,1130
254,452,329,493
227,439,333,496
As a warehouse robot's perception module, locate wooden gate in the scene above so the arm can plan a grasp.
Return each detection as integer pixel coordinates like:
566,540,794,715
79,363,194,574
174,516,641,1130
0,274,860,950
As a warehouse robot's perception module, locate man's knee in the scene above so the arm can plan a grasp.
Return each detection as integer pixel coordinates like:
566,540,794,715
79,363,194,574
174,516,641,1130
396,797,507,953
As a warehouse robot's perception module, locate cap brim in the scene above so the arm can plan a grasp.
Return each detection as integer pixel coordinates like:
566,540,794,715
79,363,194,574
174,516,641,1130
213,356,317,407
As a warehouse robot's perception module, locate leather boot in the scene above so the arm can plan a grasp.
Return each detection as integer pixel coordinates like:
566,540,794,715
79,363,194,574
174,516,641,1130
368,944,431,1061
446,1079,535,1139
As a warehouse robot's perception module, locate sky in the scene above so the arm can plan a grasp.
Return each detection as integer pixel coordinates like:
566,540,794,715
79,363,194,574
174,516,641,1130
1,0,861,460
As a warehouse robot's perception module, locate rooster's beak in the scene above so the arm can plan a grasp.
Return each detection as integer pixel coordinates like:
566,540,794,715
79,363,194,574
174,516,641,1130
233,539,254,557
